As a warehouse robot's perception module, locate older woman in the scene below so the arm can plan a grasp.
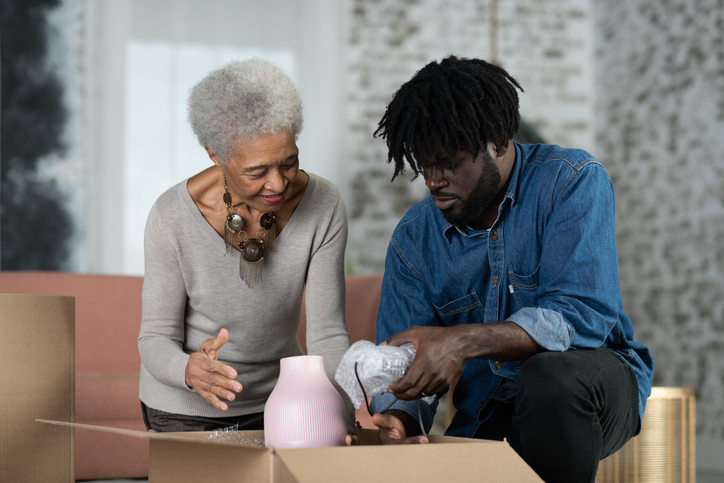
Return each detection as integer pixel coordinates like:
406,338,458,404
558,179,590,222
138,59,354,434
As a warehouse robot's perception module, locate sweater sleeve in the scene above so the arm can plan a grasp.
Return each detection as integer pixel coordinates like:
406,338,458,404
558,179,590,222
303,188,356,432
137,200,193,391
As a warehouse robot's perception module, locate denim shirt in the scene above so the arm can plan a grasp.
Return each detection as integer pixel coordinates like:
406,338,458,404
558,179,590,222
370,142,655,438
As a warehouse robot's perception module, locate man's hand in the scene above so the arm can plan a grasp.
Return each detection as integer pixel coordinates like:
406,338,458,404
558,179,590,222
372,411,428,445
185,328,242,411
385,325,466,400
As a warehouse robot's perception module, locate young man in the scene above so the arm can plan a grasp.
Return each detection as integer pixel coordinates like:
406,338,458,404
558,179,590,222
369,56,654,483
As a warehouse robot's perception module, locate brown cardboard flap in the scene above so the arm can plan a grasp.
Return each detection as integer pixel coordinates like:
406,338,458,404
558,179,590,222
1,294,75,483
275,441,542,482
36,419,268,449
149,438,275,483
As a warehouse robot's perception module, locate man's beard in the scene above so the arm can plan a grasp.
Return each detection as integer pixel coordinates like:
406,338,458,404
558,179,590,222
440,151,501,227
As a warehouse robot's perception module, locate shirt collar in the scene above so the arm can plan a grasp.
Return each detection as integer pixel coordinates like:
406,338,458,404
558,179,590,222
443,223,491,238
505,141,523,209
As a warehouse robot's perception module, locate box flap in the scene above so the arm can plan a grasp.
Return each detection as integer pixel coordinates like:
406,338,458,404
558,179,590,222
2,294,75,483
149,437,276,483
36,419,268,449
275,441,543,482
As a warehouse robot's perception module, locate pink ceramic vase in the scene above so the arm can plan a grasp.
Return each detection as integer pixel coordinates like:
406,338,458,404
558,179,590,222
264,355,347,449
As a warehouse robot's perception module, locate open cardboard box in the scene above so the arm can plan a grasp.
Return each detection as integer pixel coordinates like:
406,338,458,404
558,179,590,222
11,291,540,482
38,419,542,482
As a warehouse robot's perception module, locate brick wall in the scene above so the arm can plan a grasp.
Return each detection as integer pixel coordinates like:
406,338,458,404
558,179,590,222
594,0,724,442
345,0,594,274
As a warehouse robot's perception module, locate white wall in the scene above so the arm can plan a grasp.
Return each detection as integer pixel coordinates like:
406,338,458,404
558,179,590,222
84,0,349,274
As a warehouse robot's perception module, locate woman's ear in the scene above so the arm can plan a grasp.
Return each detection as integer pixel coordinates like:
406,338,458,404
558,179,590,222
204,146,223,170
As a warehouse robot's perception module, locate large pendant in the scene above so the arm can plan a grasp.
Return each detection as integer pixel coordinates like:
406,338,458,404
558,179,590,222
224,214,244,254
239,238,265,289
227,213,244,231
240,238,265,262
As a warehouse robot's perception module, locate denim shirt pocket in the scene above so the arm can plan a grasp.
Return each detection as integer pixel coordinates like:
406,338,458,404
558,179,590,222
432,292,485,326
508,264,540,311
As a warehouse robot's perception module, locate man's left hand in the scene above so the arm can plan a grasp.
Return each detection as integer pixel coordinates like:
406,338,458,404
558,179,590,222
384,325,466,400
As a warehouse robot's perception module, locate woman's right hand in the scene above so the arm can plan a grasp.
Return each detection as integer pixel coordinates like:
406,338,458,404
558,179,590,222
185,328,242,411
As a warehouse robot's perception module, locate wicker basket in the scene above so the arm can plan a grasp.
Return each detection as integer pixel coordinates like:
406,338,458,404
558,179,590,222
596,387,696,483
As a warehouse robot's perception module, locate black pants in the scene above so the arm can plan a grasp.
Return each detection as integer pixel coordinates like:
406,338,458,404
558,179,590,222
473,348,640,483
141,401,264,433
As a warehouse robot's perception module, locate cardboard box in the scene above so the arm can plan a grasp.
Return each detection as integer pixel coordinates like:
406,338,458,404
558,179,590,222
37,420,542,482
1,294,75,483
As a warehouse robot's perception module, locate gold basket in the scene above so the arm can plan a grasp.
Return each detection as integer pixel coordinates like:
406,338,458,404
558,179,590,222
596,387,696,483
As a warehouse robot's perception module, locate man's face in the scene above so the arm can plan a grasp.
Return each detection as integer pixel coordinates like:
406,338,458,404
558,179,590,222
423,145,502,228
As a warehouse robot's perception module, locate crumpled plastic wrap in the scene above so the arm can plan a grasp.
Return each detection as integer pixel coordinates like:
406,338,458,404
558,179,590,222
334,340,418,409
206,423,265,447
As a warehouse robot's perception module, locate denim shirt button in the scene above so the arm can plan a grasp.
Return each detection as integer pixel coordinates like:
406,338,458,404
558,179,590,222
491,231,498,241
478,402,484,408
493,277,499,286
495,361,502,370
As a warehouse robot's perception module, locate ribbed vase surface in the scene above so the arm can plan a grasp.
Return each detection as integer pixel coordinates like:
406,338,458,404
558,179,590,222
264,355,347,449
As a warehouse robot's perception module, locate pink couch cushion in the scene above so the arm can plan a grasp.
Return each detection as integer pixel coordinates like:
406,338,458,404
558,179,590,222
297,273,383,353
0,271,143,373
76,372,143,421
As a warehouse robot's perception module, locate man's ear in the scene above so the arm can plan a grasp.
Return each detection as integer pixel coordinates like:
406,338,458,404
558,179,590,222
204,146,223,170
494,139,510,158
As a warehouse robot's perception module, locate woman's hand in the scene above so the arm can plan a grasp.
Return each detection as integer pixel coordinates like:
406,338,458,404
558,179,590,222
185,329,242,411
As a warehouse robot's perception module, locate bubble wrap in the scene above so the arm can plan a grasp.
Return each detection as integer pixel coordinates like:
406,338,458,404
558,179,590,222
334,340,416,409
207,423,265,447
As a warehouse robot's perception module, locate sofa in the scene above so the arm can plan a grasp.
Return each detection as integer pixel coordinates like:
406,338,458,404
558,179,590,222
0,271,383,481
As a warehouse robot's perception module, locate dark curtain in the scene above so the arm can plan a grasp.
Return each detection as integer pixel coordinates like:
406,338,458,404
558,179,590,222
0,0,73,270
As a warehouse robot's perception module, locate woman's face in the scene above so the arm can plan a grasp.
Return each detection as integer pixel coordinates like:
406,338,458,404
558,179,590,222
217,131,300,213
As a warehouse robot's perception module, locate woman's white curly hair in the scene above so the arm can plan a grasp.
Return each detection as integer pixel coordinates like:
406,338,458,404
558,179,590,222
187,58,304,165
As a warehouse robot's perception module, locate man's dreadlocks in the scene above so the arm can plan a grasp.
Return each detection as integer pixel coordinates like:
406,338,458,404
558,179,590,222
374,56,523,180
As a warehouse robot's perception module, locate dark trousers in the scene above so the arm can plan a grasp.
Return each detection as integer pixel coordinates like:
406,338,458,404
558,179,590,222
141,401,264,432
473,348,640,483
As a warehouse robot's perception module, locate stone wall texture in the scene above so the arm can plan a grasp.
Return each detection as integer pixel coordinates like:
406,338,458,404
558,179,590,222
593,0,724,441
345,0,594,274
345,0,724,444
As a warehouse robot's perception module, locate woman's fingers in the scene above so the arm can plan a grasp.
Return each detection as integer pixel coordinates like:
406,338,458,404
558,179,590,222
200,328,230,359
185,347,242,411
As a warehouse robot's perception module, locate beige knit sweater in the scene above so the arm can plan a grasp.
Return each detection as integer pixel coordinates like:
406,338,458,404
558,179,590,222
138,173,354,428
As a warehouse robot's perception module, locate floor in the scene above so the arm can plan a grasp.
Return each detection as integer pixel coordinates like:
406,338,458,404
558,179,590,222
700,474,724,483
84,471,724,482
